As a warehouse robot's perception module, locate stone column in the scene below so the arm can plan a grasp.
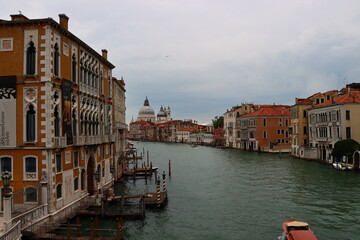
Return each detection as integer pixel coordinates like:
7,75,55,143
41,181,48,214
3,196,12,231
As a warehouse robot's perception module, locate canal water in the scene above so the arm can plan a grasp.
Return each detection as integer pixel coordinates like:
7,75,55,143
120,142,359,240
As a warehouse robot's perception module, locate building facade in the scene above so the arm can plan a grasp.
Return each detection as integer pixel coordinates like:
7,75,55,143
237,107,291,152
308,89,360,161
112,77,127,179
0,13,118,224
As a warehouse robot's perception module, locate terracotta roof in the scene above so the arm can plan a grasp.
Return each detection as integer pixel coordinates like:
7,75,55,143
178,128,196,131
240,107,290,118
130,120,148,125
296,98,312,105
313,91,360,108
335,91,360,103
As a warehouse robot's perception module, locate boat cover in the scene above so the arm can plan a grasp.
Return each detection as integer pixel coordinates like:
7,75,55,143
290,230,318,240
285,221,309,228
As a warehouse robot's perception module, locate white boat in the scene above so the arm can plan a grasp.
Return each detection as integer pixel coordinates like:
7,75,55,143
333,162,348,171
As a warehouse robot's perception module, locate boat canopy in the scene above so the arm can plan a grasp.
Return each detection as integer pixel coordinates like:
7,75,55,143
290,230,318,240
285,221,309,228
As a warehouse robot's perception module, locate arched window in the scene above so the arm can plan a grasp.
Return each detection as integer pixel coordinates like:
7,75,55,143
54,106,60,137
26,104,36,142
56,183,62,199
26,41,36,75
54,43,59,76
72,53,77,82
72,109,77,136
25,186,38,203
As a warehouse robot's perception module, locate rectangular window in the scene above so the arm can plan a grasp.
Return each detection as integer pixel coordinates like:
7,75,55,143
346,110,350,120
56,153,62,173
263,118,266,127
303,126,307,135
304,138,308,145
74,178,79,191
25,187,37,203
281,129,285,134
303,110,307,118
25,157,37,180
74,151,79,168
279,118,282,127
263,131,267,139
0,157,12,173
346,127,351,139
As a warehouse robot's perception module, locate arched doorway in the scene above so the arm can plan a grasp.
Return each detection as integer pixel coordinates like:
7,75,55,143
87,155,95,196
81,168,86,191
353,151,360,169
322,146,326,161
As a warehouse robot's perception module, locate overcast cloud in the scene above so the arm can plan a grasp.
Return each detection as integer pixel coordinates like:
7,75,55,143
1,0,360,123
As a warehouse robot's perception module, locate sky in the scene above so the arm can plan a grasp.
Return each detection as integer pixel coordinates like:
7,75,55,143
1,0,360,124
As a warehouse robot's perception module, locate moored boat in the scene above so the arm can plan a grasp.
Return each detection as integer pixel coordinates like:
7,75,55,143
278,220,318,240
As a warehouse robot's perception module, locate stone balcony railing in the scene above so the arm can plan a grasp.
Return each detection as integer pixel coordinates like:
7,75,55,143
55,134,115,148
0,220,21,240
54,136,67,148
79,83,99,97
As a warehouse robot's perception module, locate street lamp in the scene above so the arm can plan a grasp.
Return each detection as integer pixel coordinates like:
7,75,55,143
1,171,12,198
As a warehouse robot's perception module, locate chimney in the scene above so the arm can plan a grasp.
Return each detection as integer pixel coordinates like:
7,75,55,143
59,14,69,30
102,49,108,60
10,13,28,21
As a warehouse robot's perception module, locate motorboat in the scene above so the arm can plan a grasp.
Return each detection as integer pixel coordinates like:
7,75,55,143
278,220,318,240
333,162,352,171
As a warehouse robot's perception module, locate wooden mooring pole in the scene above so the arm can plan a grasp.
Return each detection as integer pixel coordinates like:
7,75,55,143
169,159,172,177
162,171,166,192
147,150,150,167
157,177,161,207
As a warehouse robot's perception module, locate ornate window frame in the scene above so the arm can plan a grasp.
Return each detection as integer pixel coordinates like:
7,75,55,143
23,155,38,181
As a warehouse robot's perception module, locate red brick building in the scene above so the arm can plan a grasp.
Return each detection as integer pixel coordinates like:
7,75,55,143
237,106,291,152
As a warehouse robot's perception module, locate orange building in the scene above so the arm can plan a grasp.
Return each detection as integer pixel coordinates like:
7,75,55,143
0,13,116,220
237,106,291,152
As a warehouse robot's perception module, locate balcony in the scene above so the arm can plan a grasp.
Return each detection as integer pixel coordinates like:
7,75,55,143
54,136,67,148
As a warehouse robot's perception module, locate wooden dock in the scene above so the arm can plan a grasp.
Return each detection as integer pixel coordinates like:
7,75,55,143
143,192,168,207
123,167,158,177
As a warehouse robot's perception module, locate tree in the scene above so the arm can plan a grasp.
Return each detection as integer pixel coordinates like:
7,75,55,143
212,116,224,129
331,139,360,158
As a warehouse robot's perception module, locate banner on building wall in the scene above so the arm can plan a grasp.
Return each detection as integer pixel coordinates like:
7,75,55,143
62,79,73,145
0,76,16,147
63,170,74,206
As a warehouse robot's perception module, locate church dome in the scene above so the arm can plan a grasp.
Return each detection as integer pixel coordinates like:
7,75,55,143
157,110,167,117
137,97,156,122
139,106,155,115
157,106,167,117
